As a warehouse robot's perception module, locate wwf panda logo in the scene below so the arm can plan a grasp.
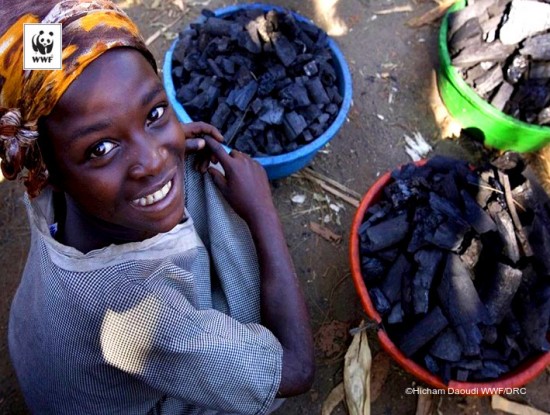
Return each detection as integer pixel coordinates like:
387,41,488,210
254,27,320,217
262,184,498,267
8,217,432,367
32,30,54,55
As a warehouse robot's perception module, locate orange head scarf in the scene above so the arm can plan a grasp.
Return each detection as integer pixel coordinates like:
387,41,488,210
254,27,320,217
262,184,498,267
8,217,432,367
0,0,156,196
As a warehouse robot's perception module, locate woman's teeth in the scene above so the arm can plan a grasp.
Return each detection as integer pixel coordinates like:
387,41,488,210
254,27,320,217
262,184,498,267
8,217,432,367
133,180,172,207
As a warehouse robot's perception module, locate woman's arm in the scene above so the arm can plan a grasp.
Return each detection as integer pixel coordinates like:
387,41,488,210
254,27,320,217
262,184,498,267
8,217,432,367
204,137,315,397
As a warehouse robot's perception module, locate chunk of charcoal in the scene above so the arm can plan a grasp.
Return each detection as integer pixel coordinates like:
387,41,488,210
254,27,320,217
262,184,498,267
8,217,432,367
325,104,339,115
429,328,463,362
361,202,392,228
234,80,258,111
272,33,297,67
478,360,509,379
318,61,337,86
202,17,242,38
482,263,523,324
465,63,492,84
454,359,482,371
377,246,400,262
509,80,550,113
451,41,516,68
480,324,498,344
456,369,469,382
460,237,482,270
284,141,298,152
327,85,343,105
407,207,443,253
218,57,235,75
234,133,258,155
259,98,284,125
450,17,483,53
505,54,529,84
257,72,277,96
207,58,224,78
381,254,410,304
438,254,490,326
308,122,324,137
517,285,550,351
521,32,550,60
364,212,409,252
370,287,391,315
397,306,448,357
210,102,231,130
304,60,318,76
487,201,521,263
538,107,550,125
361,256,387,283
250,98,263,115
461,190,497,234
401,269,414,316
387,302,404,324
412,249,444,314
434,172,462,207
280,83,311,108
481,14,503,42
283,111,307,140
428,192,468,226
474,64,503,97
306,77,331,105
456,323,484,356
447,0,496,38
424,354,440,375
490,81,514,111
303,104,323,123
237,29,261,54
426,218,470,252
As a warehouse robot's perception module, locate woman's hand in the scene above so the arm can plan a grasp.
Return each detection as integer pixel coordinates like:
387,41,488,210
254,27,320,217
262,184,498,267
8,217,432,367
203,136,275,223
181,122,224,173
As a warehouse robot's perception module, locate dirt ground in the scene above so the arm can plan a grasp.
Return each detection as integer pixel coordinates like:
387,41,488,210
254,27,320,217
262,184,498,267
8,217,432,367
1,0,549,414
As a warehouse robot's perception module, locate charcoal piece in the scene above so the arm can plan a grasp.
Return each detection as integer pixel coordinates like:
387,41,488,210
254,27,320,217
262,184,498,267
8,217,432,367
264,130,283,155
207,58,224,78
381,254,410,304
434,172,461,207
370,287,391,315
401,269,414,316
465,63,492,84
303,104,323,123
456,325,482,354
429,328,463,362
503,312,522,337
490,152,522,171
210,102,231,130
454,359,482,371
361,201,392,229
461,189,497,234
234,133,258,155
474,64,503,97
517,285,550,351
412,249,444,314
525,214,550,275
428,192,468,226
318,61,337,86
447,0,497,38
397,306,449,357
509,80,550,113
364,212,409,252
280,83,311,108
223,116,242,144
481,14,503,42
505,54,529,84
426,218,469,252
218,57,235,75
387,302,404,324
284,141,298,152
326,104,339,115
272,33,297,67
233,80,258,111
304,60,319,76
237,28,261,54
257,72,277,97
538,107,550,125
283,111,307,140
521,32,550,60
450,17,483,52
407,207,443,253
477,360,509,380
361,256,387,283
202,17,242,38
377,246,400,262
487,201,521,263
424,354,440,375
327,85,343,105
308,123,324,137
460,237,482,271
483,263,523,324
490,81,514,111
259,98,284,125
172,65,184,80
182,92,209,113
250,98,263,115
438,254,490,328
456,369,469,382
451,41,516,68
480,324,498,344
306,77,331,105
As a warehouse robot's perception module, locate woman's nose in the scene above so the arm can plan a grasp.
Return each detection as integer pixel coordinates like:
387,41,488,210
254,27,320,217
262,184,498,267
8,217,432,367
127,135,168,179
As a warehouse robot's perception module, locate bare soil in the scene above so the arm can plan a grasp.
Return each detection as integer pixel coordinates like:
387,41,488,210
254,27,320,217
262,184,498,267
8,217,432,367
1,1,549,414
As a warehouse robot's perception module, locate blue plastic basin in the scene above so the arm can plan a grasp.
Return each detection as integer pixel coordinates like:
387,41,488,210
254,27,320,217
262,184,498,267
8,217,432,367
163,3,353,180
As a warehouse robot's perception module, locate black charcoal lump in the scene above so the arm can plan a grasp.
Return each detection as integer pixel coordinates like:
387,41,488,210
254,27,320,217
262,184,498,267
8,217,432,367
171,7,343,156
358,155,550,383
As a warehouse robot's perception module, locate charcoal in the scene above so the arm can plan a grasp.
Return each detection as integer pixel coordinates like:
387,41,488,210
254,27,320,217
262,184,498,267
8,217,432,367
397,306,448,357
499,0,550,45
210,102,231,129
364,212,409,252
428,192,468,227
203,17,241,38
377,247,400,262
302,130,314,143
306,77,331,105
283,111,307,140
481,15,503,42
361,256,387,283
304,60,319,76
272,33,297,67
387,302,404,324
483,263,523,324
424,355,440,375
538,107,550,125
487,201,521,263
454,359,482,371
413,249,444,314
480,360,510,379
505,54,529,84
259,98,284,125
490,81,514,111
237,28,261,54
407,207,443,253
434,172,462,207
426,218,469,252
327,85,343,105
429,328,463,362
257,72,277,97
370,287,391,315
401,268,414,316
517,285,550,351
207,58,224,78
280,83,311,108
474,64,503,97
438,254,490,327
381,254,410,304
231,80,258,111
465,63,492,84
447,0,497,38
481,324,498,344
461,189,497,234
521,32,550,60
452,41,516,67
455,323,484,356
456,369,469,382
460,237,482,270
450,17,483,52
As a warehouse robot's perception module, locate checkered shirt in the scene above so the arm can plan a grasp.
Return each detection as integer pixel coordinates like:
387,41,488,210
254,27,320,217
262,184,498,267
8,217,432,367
8,160,283,414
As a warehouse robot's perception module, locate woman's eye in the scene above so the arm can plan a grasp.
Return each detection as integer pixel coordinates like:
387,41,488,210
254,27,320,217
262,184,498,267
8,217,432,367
147,105,166,125
89,141,116,159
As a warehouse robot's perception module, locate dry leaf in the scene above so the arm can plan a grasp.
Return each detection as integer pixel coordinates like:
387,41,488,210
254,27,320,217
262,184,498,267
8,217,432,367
309,221,342,243
491,395,550,415
171,0,185,11
370,352,391,402
344,325,372,415
322,382,345,415
416,394,436,415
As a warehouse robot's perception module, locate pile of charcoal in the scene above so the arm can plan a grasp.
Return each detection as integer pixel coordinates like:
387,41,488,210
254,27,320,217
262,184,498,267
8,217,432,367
171,8,343,156
448,0,550,125
358,155,550,383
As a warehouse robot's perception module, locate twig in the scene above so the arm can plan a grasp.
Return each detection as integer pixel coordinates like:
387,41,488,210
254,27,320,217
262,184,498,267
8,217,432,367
295,169,361,207
145,16,182,46
303,167,363,199
374,4,413,14
406,0,458,27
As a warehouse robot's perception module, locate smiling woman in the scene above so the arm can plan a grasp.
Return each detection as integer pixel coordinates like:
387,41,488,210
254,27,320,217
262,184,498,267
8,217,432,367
0,1,314,413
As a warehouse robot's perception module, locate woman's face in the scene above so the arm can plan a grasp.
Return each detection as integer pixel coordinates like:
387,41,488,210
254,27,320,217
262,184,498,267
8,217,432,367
43,48,187,240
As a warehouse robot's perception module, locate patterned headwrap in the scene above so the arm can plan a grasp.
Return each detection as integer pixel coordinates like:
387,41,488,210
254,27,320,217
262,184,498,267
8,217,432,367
0,0,156,197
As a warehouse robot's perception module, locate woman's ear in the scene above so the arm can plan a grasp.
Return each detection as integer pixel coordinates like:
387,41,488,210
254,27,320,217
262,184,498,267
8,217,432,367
37,119,62,192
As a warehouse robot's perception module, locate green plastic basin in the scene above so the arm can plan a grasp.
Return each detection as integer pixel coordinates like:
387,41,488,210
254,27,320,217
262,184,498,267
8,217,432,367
438,0,550,152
